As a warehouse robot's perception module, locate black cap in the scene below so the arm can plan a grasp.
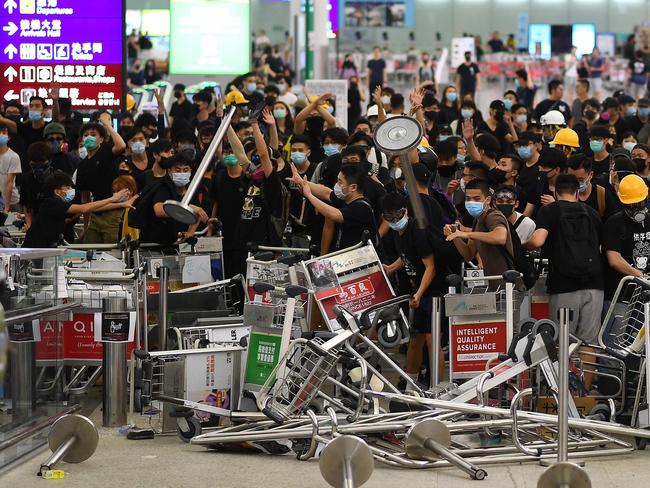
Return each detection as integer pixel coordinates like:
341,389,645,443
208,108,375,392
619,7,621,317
618,94,635,105
412,163,432,183
639,98,650,107
439,125,453,134
538,147,566,169
611,147,631,160
475,133,501,153
489,100,505,111
602,97,619,110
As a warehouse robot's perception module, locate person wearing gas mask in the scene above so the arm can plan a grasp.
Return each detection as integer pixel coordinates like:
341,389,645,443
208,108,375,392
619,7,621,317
0,122,21,213
43,122,78,176
123,128,151,177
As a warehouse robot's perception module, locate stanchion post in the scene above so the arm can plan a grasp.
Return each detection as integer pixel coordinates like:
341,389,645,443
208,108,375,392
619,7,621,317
430,297,441,389
102,297,128,427
557,307,570,463
158,266,169,351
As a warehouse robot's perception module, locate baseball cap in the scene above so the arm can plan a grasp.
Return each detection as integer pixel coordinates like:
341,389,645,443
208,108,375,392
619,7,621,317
44,122,66,137
412,163,432,183
618,94,635,105
602,97,619,110
611,147,631,160
639,98,650,108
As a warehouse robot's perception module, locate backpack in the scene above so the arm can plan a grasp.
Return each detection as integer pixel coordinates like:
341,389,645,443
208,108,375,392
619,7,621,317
128,179,175,230
595,185,606,219
261,181,291,245
551,201,601,281
428,186,459,225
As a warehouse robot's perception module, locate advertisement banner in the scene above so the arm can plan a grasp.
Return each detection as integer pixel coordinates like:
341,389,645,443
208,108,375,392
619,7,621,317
243,332,282,386
450,321,508,375
0,0,125,109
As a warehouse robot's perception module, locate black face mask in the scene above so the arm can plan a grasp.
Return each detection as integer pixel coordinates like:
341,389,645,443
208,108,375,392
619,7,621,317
174,91,183,99
494,110,505,122
424,110,442,123
148,130,158,140
584,110,597,121
465,55,471,62
488,167,508,186
437,164,458,177
633,157,647,173
496,203,515,218
305,116,324,135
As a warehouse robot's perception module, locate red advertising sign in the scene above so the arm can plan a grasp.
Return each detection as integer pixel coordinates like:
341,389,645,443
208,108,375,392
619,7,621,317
450,321,508,375
36,313,135,362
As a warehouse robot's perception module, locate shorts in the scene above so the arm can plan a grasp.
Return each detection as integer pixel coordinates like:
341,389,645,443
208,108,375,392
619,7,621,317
83,209,123,244
410,295,448,343
549,289,604,344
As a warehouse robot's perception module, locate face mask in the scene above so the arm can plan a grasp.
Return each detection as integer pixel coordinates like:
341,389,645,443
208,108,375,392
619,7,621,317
381,96,390,105
250,167,265,183
515,114,527,125
49,140,62,154
626,107,637,117
171,172,191,187
388,214,409,232
461,109,474,120
465,201,485,218
247,82,257,93
579,181,588,193
119,169,131,176
291,152,307,165
62,188,75,203
78,146,88,159
174,90,183,99
28,110,42,121
496,203,515,218
589,140,604,153
179,147,197,161
273,108,287,119
113,193,128,203
223,154,239,166
323,144,340,157
465,54,471,62
633,157,647,173
83,135,98,150
584,110,597,121
5,114,21,123
131,141,146,155
601,111,611,122
437,164,457,177
0,134,8,146
459,178,467,191
503,99,513,110
277,83,286,94
623,141,637,153
446,92,458,103
326,105,334,114
333,182,347,200
626,205,649,224
488,167,508,186
517,145,532,160
439,134,450,142
640,107,650,117
457,153,466,164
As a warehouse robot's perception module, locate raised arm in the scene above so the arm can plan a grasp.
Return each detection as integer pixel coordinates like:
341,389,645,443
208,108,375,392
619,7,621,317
250,116,273,178
99,112,126,155
226,126,250,166
261,108,280,151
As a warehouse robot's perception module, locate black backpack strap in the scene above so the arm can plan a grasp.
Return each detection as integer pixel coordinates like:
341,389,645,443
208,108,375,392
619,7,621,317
513,214,526,230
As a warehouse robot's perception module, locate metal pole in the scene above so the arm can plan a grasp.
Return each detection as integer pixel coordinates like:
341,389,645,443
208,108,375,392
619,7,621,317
430,297,441,389
102,297,128,428
158,266,169,351
41,436,75,471
397,153,428,229
557,307,570,463
10,342,35,418
645,302,650,415
422,438,485,479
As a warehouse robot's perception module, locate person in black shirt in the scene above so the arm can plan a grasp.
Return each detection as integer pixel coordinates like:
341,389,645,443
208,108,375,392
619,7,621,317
533,79,572,122
122,128,152,177
367,47,387,94
277,134,316,226
567,153,620,221
43,123,78,176
524,147,566,219
515,69,537,111
76,114,127,243
0,96,48,171
135,138,173,191
487,31,505,53
624,97,650,135
455,52,481,100
23,172,130,248
239,73,264,107
169,84,194,125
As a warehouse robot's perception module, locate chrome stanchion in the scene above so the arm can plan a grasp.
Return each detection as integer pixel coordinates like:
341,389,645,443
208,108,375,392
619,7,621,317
102,297,128,428
430,296,442,389
158,266,169,351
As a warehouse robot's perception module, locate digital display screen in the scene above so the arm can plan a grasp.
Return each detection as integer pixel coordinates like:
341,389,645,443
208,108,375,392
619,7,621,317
0,0,124,109
170,0,250,75
342,0,414,28
141,9,170,37
573,24,596,58
529,24,551,60
126,9,142,34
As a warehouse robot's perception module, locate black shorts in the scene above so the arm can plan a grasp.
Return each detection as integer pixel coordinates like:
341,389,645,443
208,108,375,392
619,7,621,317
410,296,449,347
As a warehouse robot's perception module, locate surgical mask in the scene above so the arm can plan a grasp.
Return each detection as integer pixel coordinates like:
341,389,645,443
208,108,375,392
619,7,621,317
515,114,527,125
496,203,515,218
626,107,637,117
114,193,128,203
623,141,637,153
388,214,409,232
62,189,75,203
465,201,484,218
640,107,650,117
439,134,450,142
579,181,588,193
0,134,8,146
446,92,458,103
333,182,346,200
171,172,191,187
291,152,307,165
28,110,42,121
381,96,390,105
83,135,98,150
131,141,146,155
326,105,334,114
247,82,257,93
459,178,467,191
223,154,239,166
277,83,286,94
457,153,466,164
503,99,513,110
273,108,287,119
461,109,474,120
517,145,532,160
323,144,340,157
78,146,88,159
250,167,265,183
589,140,604,153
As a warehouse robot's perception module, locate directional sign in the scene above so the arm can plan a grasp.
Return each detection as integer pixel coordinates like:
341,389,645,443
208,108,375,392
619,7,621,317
0,0,125,110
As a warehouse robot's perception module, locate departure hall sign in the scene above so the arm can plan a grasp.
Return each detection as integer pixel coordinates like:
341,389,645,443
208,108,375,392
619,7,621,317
0,0,124,110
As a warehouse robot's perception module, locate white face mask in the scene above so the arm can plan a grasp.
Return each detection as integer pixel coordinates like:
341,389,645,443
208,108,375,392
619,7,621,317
381,96,390,105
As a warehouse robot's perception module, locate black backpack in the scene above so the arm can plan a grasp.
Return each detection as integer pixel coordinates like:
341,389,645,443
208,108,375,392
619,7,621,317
128,179,175,230
551,201,601,281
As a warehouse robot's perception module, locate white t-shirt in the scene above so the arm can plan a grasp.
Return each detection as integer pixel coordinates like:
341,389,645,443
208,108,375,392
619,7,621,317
513,212,535,243
0,148,21,206
564,53,578,78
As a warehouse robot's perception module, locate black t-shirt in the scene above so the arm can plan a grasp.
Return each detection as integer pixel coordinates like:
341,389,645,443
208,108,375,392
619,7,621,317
580,184,620,221
516,86,537,110
392,220,442,297
170,99,194,122
411,192,445,235
139,180,185,246
125,156,152,178
456,63,480,93
135,169,165,192
76,144,119,201
362,178,387,224
536,201,604,294
51,152,78,176
17,122,45,152
211,170,246,250
603,211,650,298
517,161,540,195
525,178,552,215
22,197,71,248
624,114,645,135
533,99,572,122
440,105,459,124
237,170,284,247
331,195,377,250
367,59,386,85
278,162,317,221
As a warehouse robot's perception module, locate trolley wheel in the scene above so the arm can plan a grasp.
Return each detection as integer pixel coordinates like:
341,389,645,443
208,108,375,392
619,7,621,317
378,323,403,348
176,416,202,443
587,403,611,423
636,437,647,450
532,319,559,342
474,469,488,481
517,318,536,336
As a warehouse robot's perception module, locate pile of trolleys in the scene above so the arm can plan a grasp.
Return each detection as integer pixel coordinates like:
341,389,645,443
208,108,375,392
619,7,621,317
3,235,650,486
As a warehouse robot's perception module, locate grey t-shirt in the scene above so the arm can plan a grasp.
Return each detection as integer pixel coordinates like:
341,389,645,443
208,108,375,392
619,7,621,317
0,148,22,206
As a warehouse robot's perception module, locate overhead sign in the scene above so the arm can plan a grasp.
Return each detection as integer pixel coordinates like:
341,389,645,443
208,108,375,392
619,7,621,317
169,0,250,75
0,0,125,109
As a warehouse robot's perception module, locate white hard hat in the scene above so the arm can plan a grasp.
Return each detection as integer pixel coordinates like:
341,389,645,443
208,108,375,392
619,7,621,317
540,110,566,126
367,105,379,117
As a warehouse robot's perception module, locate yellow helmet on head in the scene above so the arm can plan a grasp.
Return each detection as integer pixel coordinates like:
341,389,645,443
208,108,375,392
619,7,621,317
551,128,580,148
225,90,249,106
618,174,649,204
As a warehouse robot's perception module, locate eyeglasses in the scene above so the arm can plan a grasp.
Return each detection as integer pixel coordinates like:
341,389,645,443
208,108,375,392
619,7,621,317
382,209,406,224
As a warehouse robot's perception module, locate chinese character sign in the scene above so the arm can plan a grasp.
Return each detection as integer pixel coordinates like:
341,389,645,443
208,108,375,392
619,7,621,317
0,0,124,109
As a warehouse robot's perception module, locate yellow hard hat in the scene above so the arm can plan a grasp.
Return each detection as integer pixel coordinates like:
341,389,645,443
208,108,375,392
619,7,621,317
225,90,249,106
126,93,135,111
618,174,649,204
551,128,580,148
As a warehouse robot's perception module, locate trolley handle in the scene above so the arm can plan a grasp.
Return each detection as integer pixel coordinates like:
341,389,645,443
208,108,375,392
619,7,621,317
253,281,309,299
133,349,150,360
358,295,411,330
